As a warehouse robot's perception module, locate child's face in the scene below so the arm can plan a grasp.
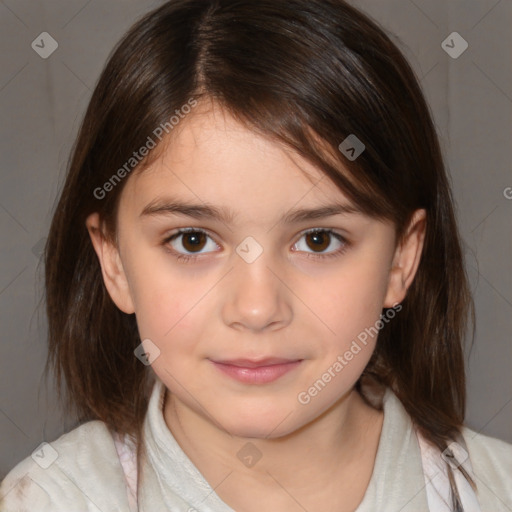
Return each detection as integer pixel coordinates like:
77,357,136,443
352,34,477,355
88,101,424,438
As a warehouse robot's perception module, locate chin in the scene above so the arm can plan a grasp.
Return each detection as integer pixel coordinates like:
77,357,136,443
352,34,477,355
223,421,294,439
214,401,302,439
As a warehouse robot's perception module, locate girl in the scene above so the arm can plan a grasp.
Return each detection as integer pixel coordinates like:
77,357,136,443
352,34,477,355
1,0,511,511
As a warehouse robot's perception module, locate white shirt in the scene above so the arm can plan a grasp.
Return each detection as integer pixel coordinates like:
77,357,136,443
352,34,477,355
1,376,511,511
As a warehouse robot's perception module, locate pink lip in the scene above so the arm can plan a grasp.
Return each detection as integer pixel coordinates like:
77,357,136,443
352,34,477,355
210,358,302,384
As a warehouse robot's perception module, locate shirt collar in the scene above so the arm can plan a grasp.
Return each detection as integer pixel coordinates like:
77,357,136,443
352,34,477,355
140,376,428,511
140,376,235,511
355,386,429,511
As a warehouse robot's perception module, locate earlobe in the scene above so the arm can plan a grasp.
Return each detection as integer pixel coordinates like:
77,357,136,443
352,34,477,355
85,212,135,314
383,209,426,308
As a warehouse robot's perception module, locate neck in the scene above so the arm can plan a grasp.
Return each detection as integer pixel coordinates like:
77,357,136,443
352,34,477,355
163,386,383,505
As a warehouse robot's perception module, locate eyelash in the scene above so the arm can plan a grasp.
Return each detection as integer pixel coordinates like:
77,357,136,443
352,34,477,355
162,228,349,263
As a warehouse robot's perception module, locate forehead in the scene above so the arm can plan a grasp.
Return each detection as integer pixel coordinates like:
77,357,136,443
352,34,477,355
120,102,358,223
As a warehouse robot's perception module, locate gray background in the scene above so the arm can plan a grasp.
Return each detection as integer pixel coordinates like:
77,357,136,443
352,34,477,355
0,0,511,479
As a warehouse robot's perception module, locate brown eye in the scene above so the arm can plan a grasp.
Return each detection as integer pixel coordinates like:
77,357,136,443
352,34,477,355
293,229,348,259
166,229,218,256
305,231,331,252
181,231,207,252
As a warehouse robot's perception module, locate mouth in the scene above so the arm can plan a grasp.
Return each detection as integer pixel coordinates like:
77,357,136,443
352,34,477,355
209,357,303,384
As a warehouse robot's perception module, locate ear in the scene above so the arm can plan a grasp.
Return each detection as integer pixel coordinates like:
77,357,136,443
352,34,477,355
383,209,426,308
85,212,135,314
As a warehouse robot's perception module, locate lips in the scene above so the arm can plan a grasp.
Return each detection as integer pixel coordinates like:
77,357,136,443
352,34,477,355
212,357,300,368
210,357,303,384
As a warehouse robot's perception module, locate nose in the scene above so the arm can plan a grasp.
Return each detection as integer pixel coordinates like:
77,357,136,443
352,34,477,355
221,252,293,333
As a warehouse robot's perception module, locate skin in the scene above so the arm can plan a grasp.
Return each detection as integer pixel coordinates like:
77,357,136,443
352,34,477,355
87,100,426,511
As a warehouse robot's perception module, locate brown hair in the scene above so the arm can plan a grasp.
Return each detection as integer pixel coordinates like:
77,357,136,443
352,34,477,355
44,0,475,507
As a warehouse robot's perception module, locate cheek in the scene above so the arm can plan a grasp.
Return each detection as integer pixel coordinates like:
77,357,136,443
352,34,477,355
135,282,205,341
302,259,391,403
133,275,209,381
319,258,390,339
295,262,390,410
125,248,210,346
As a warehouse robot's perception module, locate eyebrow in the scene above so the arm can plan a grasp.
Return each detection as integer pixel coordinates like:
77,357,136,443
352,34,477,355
139,197,361,224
